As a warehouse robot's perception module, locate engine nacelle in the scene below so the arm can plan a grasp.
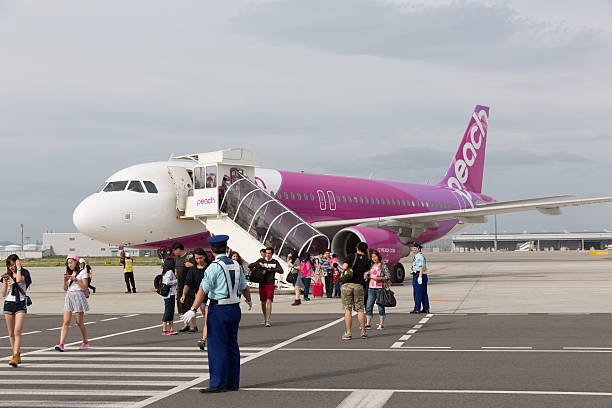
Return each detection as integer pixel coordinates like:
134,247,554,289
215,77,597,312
331,226,408,268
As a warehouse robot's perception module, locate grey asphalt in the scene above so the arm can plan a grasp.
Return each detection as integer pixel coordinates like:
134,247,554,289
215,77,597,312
0,312,611,407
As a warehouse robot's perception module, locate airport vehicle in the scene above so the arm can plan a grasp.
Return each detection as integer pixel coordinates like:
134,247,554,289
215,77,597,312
73,105,612,283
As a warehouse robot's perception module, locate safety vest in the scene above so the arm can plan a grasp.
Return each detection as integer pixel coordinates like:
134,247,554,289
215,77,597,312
216,258,241,305
124,258,133,273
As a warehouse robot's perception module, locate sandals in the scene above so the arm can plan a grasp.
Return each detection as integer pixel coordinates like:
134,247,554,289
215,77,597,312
197,339,206,350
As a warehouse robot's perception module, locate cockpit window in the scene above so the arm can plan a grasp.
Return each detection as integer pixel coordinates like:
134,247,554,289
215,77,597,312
143,181,158,193
127,181,145,193
103,181,128,192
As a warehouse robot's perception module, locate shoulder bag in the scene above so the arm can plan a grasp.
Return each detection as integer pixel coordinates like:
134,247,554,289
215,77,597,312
14,282,32,307
339,255,358,284
376,285,397,308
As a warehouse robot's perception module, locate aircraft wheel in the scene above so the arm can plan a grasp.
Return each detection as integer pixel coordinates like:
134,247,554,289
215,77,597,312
390,263,405,283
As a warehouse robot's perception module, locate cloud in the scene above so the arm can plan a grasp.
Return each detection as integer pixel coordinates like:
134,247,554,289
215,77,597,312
233,0,608,69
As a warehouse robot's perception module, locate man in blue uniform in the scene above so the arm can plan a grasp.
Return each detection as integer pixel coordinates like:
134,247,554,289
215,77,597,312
410,242,430,314
182,235,252,393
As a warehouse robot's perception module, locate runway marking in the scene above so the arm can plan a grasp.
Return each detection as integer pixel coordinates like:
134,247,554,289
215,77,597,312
84,322,95,325
20,363,209,369
29,351,215,356
0,389,159,396
0,330,40,339
0,402,134,408
23,356,210,362
0,371,198,377
130,314,349,408
84,346,264,351
0,379,184,386
239,387,612,397
563,347,612,350
123,314,140,318
100,317,120,321
481,346,533,349
279,347,612,353
391,314,434,348
45,327,62,331
336,389,394,408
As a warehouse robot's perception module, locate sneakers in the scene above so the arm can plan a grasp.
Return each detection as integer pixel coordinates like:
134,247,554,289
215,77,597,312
365,324,372,330
361,331,368,339
55,344,65,352
168,330,178,335
291,299,301,306
197,339,206,350
179,325,191,333
303,297,311,301
376,324,384,330
189,326,199,333
265,320,271,327
410,310,420,314
162,331,169,335
8,353,19,367
79,342,89,350
342,333,352,340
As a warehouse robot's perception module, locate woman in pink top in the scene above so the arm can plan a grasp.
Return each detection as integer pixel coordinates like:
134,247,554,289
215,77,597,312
365,249,391,330
299,253,313,301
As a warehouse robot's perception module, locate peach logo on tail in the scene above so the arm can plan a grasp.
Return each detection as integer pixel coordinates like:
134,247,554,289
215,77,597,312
197,197,216,206
446,109,488,191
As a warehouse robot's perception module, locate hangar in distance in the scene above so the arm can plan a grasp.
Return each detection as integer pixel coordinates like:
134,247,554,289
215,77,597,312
73,105,612,283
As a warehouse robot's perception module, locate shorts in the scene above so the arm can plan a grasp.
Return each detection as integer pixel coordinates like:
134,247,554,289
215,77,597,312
341,283,365,313
3,300,27,315
259,284,275,302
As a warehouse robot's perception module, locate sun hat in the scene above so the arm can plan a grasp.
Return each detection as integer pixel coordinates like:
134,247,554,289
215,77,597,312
67,254,79,261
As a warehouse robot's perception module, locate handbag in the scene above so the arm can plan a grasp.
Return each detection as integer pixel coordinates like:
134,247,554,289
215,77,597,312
376,286,397,307
83,288,90,299
339,255,358,284
14,282,32,306
248,265,267,284
286,269,298,284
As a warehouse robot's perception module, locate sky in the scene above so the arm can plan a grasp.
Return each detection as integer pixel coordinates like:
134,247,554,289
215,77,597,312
1,0,611,244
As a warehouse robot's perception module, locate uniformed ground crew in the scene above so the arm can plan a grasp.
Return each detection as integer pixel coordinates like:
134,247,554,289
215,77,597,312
410,242,429,314
182,235,252,393
123,253,136,293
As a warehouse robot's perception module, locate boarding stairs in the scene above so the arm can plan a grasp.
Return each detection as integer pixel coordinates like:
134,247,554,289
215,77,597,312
185,175,329,289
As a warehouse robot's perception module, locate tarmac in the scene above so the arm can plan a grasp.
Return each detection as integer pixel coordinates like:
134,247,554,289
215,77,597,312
1,251,611,407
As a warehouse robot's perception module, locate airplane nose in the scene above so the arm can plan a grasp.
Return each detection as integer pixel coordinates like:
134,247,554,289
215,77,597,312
73,194,107,239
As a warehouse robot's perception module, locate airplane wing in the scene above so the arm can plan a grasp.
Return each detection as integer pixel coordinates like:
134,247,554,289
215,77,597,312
311,196,612,229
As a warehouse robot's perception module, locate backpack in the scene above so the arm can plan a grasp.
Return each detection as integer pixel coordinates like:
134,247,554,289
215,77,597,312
154,274,170,297
249,265,266,284
339,254,358,284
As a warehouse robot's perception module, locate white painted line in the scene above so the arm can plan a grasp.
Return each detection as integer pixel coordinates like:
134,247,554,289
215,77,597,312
278,347,612,353
123,314,140,318
391,342,404,348
400,346,452,349
45,327,62,331
418,318,429,324
31,351,215,357
83,322,95,325
239,387,612,397
398,335,412,341
20,363,209,370
563,347,612,350
131,314,348,408
481,347,533,350
0,389,158,396
413,324,423,329
426,314,433,318
337,389,394,408
0,371,197,378
23,356,209,363
407,329,418,334
0,379,183,387
21,330,41,335
100,317,120,322
85,346,264,351
0,402,133,408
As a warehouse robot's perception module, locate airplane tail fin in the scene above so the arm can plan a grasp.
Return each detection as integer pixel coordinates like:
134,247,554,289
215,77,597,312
438,105,490,194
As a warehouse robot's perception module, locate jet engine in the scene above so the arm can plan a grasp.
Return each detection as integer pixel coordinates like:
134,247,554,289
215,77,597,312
331,226,410,283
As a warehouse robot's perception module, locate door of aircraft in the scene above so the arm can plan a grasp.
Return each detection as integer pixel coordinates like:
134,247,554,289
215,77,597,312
168,166,192,212
327,190,336,211
317,190,326,211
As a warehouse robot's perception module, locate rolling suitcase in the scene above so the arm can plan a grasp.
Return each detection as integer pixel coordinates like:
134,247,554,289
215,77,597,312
312,282,324,297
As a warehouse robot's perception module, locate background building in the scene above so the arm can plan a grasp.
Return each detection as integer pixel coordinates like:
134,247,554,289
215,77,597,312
452,232,612,252
43,233,156,257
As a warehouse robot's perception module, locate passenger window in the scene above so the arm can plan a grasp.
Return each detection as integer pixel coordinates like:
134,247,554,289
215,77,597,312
284,192,288,199
194,167,205,189
364,197,369,204
143,181,158,193
411,200,415,207
127,181,145,193
359,197,364,204
376,198,380,205
342,195,347,203
386,199,390,205
353,196,358,203
103,181,128,192
348,196,352,203
402,200,406,206
205,166,217,188
291,192,295,200
297,192,302,200
310,193,315,201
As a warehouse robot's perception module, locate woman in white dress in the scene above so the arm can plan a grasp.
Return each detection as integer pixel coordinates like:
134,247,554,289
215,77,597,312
55,254,90,352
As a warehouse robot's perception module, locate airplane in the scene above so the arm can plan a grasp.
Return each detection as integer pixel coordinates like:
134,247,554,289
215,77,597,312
73,105,612,283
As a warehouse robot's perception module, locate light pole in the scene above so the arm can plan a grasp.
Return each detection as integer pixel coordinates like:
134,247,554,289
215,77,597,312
20,224,24,253
494,215,498,251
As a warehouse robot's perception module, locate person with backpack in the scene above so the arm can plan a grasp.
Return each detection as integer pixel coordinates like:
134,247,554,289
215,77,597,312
340,242,371,340
300,253,313,301
55,254,90,352
248,247,283,327
79,258,96,294
3,254,32,367
161,258,178,335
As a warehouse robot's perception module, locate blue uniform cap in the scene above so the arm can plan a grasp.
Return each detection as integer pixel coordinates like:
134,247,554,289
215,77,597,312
413,242,423,249
207,235,229,245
